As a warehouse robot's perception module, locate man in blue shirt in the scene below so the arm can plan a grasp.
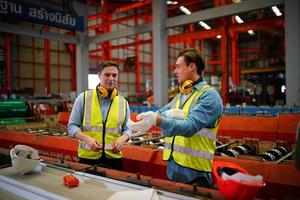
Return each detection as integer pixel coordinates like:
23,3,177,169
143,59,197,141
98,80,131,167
68,61,131,170
128,48,223,187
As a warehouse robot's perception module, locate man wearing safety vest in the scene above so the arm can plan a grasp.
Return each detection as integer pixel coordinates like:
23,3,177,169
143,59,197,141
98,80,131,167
68,61,131,170
128,48,223,187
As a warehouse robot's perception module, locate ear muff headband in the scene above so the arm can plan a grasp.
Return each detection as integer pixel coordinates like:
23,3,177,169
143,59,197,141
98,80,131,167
97,85,118,99
179,78,203,95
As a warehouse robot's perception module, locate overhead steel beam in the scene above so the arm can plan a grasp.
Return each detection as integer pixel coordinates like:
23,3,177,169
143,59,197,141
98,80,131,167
87,23,152,44
0,22,78,44
166,0,284,28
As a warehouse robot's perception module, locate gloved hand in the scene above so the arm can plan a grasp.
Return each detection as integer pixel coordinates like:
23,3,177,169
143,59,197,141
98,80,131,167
127,119,148,132
164,109,185,119
127,111,157,132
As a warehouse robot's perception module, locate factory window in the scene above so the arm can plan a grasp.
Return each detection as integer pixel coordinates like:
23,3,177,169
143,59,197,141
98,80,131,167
88,74,99,89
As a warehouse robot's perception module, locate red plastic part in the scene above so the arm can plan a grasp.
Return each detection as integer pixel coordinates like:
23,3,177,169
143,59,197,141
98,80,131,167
63,174,79,188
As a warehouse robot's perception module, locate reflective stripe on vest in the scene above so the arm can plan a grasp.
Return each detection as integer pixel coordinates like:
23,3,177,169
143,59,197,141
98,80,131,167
79,89,126,159
164,142,214,160
196,128,216,141
84,90,93,125
170,95,180,109
79,142,113,150
82,125,122,135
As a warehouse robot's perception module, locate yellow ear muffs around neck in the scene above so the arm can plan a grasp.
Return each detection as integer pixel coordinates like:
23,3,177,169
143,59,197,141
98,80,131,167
179,80,194,95
109,88,118,99
97,85,118,99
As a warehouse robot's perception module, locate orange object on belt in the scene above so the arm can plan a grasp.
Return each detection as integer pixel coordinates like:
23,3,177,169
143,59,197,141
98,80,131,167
63,173,79,188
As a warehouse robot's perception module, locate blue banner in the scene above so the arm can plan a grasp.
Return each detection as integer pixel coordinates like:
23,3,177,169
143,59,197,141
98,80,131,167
0,0,84,32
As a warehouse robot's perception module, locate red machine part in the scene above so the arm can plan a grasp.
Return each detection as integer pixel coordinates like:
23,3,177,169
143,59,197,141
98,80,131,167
58,112,71,125
218,114,300,143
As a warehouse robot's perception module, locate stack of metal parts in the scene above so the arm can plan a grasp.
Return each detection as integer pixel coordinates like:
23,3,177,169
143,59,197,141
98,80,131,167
128,134,165,149
216,140,293,163
24,128,67,136
260,146,289,161
221,144,256,157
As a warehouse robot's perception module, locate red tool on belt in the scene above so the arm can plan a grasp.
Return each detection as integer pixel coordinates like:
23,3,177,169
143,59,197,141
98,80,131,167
63,173,79,188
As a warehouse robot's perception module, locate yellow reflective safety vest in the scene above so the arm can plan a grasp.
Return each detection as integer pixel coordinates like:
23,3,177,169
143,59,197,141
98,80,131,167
78,89,127,159
163,85,219,172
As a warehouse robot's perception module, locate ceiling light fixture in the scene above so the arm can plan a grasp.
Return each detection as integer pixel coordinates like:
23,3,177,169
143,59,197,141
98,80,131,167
271,6,282,16
235,15,244,24
179,6,191,15
216,35,222,39
248,30,255,35
199,21,211,30
167,1,178,5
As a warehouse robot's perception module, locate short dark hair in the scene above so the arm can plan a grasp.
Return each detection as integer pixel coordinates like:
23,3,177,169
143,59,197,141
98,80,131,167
98,61,119,73
178,48,205,75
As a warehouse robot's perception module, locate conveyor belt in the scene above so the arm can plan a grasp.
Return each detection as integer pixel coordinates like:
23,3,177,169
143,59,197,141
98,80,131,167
0,163,203,200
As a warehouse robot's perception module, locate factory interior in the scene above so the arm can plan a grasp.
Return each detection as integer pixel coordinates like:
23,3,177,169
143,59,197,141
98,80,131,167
0,0,300,199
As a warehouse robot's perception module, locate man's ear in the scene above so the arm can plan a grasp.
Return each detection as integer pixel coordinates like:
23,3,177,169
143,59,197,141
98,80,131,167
190,62,197,72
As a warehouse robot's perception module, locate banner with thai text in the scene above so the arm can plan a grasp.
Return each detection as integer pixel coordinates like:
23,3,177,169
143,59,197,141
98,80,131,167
0,0,84,32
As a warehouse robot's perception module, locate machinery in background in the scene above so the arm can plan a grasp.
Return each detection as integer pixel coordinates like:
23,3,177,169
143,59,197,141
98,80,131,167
0,99,72,129
215,138,293,163
0,100,31,124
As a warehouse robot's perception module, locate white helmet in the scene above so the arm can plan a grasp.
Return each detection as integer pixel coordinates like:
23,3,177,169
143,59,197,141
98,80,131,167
10,145,40,174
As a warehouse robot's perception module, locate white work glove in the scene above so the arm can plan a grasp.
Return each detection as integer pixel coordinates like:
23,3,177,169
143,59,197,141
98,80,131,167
164,109,185,119
127,111,157,132
127,119,146,132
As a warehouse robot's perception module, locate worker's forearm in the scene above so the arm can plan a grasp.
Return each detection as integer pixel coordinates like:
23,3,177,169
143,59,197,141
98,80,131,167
120,133,129,143
74,131,89,143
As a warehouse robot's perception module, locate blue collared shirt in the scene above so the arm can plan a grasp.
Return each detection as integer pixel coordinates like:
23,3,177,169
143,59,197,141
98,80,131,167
157,81,223,183
67,91,132,139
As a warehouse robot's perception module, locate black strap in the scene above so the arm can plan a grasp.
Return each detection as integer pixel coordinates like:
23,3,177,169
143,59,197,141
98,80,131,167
183,77,203,89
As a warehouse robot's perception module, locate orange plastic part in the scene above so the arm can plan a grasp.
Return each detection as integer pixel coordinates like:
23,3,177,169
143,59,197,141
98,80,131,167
63,174,79,188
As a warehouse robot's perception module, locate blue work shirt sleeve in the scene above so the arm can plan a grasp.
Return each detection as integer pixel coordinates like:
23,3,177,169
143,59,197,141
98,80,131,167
122,101,132,139
67,92,84,137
